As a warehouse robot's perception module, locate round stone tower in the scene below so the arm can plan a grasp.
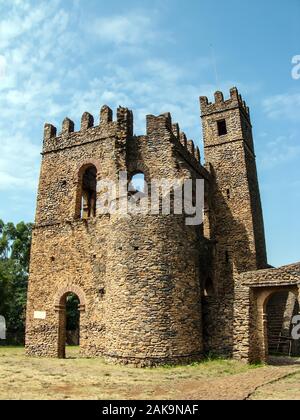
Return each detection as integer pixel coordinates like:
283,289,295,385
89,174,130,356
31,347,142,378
104,212,203,366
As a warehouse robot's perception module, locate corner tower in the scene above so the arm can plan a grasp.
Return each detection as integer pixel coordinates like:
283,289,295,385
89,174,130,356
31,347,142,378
200,87,267,278
200,88,268,357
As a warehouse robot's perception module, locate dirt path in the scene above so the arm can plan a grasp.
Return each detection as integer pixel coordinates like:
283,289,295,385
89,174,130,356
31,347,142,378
175,366,300,400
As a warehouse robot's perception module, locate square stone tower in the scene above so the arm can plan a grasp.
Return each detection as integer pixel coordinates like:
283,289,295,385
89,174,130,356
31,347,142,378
200,87,268,356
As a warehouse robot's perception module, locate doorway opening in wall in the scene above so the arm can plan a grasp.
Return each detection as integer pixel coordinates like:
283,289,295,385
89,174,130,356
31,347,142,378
58,292,80,359
266,291,300,358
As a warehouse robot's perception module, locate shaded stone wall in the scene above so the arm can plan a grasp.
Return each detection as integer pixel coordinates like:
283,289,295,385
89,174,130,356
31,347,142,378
267,291,300,355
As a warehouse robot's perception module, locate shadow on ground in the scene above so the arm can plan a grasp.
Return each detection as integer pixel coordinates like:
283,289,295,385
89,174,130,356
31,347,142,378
268,356,300,366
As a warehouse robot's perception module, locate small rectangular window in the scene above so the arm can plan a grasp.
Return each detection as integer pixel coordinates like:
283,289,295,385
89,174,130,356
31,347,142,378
217,119,227,136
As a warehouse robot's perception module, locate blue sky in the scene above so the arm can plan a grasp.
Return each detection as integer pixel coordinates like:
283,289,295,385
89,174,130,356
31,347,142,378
0,0,299,267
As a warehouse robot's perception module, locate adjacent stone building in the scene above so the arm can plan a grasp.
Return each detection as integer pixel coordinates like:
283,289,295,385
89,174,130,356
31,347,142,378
25,87,300,366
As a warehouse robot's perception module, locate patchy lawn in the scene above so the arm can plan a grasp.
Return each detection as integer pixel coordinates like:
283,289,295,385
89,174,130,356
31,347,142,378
0,347,299,400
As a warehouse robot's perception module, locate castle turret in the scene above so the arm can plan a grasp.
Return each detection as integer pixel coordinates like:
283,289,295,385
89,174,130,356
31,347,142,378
200,87,267,277
200,87,268,356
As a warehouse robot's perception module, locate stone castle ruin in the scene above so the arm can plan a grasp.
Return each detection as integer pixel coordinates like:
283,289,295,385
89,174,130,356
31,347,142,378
25,87,300,366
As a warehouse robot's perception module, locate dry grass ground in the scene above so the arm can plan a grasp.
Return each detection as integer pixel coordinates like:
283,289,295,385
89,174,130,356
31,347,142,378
0,347,300,400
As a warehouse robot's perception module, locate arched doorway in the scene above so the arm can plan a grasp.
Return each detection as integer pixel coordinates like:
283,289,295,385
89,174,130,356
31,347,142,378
254,286,300,363
56,288,86,359
266,291,300,357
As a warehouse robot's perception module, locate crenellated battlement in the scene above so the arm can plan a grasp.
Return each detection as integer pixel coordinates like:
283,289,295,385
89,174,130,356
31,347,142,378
42,105,134,153
200,87,250,119
145,112,201,167
42,105,203,174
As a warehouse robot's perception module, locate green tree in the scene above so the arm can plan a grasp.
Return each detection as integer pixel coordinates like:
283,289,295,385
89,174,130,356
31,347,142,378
0,220,32,341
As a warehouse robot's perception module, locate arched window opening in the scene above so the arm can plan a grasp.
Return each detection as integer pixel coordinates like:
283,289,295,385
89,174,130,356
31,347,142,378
81,166,97,219
204,277,215,297
58,292,81,359
129,172,146,195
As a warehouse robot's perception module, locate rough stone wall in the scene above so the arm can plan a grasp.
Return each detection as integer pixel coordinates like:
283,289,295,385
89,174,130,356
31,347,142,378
267,292,289,343
26,219,109,357
26,106,208,366
104,214,204,366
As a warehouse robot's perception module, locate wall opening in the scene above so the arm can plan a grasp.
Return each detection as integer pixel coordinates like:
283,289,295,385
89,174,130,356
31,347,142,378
80,165,97,219
225,250,230,264
203,277,215,297
58,292,81,359
266,291,300,357
217,119,227,136
129,172,146,194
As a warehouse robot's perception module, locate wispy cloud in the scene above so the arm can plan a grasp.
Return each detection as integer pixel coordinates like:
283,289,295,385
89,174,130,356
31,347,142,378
0,0,77,197
258,133,300,169
65,61,239,144
89,12,162,46
0,132,40,191
263,92,300,121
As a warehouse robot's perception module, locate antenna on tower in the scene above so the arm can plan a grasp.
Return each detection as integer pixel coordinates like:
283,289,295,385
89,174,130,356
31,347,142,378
210,44,219,89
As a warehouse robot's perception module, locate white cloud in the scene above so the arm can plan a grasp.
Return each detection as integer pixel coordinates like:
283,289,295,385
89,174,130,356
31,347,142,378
0,0,75,194
0,2,56,48
90,12,162,46
0,132,40,191
64,63,240,148
258,134,300,169
263,93,300,121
